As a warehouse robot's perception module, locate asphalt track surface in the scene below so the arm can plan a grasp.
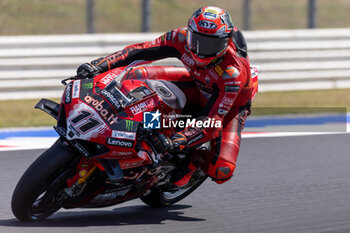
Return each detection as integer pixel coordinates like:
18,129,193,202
1,134,350,233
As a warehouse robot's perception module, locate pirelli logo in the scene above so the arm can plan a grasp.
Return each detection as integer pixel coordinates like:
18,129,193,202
215,65,224,76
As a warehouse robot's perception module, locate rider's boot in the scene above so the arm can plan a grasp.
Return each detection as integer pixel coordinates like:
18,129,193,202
171,162,197,188
166,149,210,191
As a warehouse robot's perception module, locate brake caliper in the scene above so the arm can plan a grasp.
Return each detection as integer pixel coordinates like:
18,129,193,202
64,157,96,197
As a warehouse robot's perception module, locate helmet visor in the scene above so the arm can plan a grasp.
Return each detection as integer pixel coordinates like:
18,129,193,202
187,30,229,58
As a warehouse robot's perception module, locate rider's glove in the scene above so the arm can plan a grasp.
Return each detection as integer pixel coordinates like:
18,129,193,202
150,134,172,154
150,133,187,154
76,57,110,79
170,133,187,152
76,62,102,79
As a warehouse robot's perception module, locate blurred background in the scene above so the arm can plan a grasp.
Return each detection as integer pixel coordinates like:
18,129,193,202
1,0,350,34
0,0,350,127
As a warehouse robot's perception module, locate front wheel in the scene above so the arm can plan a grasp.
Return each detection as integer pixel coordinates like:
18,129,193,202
11,141,77,221
140,169,207,207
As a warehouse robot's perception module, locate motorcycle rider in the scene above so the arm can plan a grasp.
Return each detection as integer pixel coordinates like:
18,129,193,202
77,6,258,187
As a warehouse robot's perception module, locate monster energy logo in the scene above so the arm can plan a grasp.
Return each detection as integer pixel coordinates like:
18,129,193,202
82,83,93,89
125,120,134,131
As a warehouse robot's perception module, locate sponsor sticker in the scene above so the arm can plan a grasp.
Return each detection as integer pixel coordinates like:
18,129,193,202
181,53,195,67
225,85,240,92
215,65,224,76
84,95,118,125
72,140,89,157
101,89,121,110
205,7,220,14
112,130,136,140
82,82,93,89
130,99,155,115
72,80,81,99
223,66,240,79
100,72,118,85
225,81,241,85
222,97,234,105
184,127,201,137
198,20,218,29
219,103,230,110
120,161,146,169
209,69,220,80
218,108,228,115
203,12,217,19
110,151,134,158
106,138,134,148
187,133,204,145
65,82,73,104
125,120,134,131
251,66,258,78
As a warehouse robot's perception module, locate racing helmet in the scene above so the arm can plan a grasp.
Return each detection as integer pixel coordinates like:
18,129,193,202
187,6,234,67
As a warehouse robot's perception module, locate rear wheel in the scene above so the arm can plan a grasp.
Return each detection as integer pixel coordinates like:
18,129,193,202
140,169,207,207
11,141,77,221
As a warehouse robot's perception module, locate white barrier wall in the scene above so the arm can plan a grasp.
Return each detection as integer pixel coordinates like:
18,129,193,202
0,28,350,100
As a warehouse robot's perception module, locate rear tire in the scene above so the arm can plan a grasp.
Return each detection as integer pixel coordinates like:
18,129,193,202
11,141,77,221
140,169,207,207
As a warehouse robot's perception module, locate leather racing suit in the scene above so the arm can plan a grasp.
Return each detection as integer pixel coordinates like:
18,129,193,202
88,27,258,183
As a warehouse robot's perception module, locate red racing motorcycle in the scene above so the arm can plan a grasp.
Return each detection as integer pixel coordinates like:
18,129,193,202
11,64,211,221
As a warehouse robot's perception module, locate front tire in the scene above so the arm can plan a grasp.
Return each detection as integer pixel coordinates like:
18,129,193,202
140,169,207,207
11,141,77,221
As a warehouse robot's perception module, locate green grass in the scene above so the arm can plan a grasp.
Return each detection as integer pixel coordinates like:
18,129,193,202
253,89,350,108
1,0,350,35
0,98,60,128
1,89,349,128
251,89,350,116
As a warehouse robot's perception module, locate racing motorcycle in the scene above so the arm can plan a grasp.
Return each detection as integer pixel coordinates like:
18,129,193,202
11,64,210,221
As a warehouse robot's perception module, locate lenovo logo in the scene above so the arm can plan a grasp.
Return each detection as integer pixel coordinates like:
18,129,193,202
106,138,134,148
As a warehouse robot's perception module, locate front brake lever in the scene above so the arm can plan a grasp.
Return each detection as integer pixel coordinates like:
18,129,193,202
61,76,79,86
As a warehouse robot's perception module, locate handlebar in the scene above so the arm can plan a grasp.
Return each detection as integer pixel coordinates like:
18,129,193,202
61,76,80,86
